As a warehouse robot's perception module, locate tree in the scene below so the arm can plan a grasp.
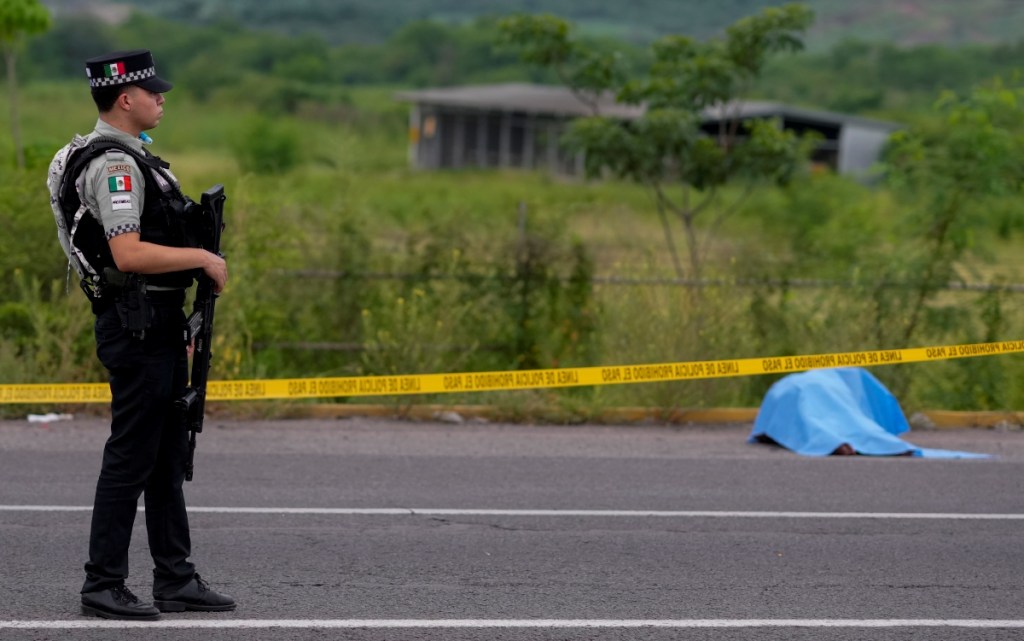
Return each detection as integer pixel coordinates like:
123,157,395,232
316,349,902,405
499,4,816,282
884,80,1024,344
0,0,50,169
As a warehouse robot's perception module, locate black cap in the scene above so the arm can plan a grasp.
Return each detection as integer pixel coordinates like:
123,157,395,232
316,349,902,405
85,49,173,93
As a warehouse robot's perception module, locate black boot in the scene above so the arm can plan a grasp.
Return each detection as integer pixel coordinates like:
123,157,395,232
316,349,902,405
81,585,160,621
153,573,236,612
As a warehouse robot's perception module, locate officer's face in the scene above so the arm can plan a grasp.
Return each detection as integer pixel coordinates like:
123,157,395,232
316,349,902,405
122,86,165,131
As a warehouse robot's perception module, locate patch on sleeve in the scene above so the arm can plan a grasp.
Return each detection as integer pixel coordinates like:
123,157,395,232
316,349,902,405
108,175,132,192
110,194,133,211
106,163,132,175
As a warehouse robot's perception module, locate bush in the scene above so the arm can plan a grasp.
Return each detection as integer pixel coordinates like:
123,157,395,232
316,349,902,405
228,115,301,174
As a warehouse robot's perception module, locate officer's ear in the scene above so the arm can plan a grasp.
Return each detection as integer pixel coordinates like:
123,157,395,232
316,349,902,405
115,87,136,112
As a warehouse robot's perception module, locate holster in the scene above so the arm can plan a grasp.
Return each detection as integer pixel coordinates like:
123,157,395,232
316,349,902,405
104,268,152,339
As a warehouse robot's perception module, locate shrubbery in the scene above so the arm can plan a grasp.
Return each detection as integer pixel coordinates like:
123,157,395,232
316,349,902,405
228,115,301,174
3,80,1024,417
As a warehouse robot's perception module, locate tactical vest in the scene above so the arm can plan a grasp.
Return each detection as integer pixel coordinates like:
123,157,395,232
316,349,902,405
48,136,200,297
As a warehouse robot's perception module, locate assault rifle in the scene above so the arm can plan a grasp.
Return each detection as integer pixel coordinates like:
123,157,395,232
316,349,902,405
178,184,226,482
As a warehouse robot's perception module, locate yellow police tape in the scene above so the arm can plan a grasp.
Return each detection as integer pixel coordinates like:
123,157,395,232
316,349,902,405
2,340,1022,404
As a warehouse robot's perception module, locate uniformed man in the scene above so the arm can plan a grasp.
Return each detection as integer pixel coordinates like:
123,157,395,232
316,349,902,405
51,49,233,621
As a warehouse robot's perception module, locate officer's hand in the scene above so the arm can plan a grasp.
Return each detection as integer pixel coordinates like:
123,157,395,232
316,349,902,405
204,252,228,293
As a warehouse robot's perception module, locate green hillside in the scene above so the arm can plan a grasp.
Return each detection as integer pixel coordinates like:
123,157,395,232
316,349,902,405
41,0,1024,47
26,0,1024,123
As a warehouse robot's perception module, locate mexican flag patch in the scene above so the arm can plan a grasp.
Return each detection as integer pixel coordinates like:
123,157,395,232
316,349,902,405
105,62,126,77
108,176,132,192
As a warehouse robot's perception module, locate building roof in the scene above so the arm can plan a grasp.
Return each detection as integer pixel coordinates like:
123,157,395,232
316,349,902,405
702,100,901,131
396,83,900,131
395,83,644,119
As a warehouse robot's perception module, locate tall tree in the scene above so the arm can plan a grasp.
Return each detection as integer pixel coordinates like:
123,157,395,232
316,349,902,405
499,4,815,282
883,80,1024,346
0,0,51,169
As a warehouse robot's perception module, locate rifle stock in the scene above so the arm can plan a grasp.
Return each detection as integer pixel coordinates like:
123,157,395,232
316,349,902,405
178,184,225,482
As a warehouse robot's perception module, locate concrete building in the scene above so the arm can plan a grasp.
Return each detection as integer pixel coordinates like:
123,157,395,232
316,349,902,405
396,82,900,178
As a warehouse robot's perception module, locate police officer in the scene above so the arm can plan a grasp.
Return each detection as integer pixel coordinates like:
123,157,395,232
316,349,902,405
63,50,233,621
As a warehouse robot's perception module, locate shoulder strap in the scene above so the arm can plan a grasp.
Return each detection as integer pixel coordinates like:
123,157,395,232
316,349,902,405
56,137,174,231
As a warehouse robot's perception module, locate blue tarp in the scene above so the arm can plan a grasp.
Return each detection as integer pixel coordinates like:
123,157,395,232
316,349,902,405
749,368,990,459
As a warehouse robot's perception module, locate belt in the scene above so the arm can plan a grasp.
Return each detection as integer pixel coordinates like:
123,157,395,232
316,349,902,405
145,288,186,302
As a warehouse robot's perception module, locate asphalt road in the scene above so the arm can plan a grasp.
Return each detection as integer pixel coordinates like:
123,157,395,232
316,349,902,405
1,415,1023,641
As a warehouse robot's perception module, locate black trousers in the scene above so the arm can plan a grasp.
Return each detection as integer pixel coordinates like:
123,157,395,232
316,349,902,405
82,291,196,594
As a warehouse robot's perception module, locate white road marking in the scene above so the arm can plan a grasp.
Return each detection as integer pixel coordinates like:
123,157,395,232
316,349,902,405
2,619,1024,629
1,505,1023,519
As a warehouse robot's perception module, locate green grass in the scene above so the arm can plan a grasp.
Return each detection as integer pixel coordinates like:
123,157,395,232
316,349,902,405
4,81,1024,415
